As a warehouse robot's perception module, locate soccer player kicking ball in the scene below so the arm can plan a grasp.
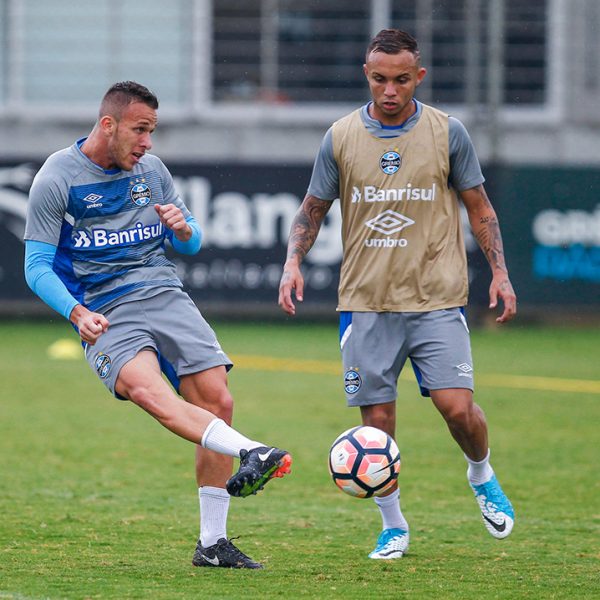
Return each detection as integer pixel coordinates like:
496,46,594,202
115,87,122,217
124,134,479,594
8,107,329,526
279,29,516,559
24,81,291,569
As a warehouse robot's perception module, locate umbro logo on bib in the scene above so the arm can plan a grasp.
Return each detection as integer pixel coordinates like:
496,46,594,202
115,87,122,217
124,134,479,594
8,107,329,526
365,210,415,235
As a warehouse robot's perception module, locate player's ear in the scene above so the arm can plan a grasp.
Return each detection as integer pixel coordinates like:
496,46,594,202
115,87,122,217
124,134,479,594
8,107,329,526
416,67,427,86
99,115,116,135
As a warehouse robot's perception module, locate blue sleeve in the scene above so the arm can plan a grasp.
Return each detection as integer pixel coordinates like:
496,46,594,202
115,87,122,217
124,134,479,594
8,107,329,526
168,216,202,255
307,127,339,201
24,240,79,320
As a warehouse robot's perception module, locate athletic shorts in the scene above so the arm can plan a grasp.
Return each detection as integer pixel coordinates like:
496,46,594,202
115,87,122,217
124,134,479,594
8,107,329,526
339,308,474,407
83,288,232,399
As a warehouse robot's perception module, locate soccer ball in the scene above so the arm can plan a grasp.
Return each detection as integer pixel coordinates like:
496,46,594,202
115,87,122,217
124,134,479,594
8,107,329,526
328,425,401,498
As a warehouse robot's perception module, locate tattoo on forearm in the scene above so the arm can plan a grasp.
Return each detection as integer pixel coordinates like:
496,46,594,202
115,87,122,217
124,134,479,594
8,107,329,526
287,198,330,261
475,217,508,273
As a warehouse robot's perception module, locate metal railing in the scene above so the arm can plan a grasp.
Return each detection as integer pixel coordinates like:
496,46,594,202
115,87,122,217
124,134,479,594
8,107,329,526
0,0,556,120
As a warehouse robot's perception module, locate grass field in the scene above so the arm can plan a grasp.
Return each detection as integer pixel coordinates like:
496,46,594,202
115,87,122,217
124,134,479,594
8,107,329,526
1,319,599,599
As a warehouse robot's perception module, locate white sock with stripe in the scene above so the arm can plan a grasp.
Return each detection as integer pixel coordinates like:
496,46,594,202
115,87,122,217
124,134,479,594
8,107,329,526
201,418,262,457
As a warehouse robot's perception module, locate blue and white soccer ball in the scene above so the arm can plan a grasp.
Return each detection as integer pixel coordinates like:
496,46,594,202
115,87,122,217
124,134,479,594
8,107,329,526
328,425,401,498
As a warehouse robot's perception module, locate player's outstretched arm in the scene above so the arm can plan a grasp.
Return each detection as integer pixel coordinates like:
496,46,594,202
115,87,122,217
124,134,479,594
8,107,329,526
278,194,332,315
460,185,517,323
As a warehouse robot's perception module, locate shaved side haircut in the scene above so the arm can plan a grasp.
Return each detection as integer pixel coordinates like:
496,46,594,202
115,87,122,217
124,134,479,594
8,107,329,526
99,81,159,120
366,29,420,63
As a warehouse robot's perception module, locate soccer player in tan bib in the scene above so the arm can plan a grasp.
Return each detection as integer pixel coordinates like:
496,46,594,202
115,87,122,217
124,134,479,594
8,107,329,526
279,29,516,559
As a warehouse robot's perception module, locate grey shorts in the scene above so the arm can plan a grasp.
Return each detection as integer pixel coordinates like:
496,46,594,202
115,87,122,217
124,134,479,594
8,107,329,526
339,309,474,407
83,288,232,398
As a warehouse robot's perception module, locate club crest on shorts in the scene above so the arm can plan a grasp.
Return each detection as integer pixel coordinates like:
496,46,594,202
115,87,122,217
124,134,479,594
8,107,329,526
95,353,112,379
130,182,151,206
344,368,362,394
380,151,402,175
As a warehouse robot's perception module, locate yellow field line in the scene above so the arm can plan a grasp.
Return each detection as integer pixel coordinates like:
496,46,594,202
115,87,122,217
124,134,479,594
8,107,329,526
230,354,341,375
476,373,600,394
230,354,600,395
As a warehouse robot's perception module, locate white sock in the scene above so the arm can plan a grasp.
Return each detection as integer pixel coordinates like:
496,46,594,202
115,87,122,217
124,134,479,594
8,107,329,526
199,486,230,547
373,488,409,532
465,449,495,485
201,418,262,457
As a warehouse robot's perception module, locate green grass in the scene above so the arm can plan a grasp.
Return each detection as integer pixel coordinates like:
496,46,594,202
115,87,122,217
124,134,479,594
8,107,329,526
0,320,599,599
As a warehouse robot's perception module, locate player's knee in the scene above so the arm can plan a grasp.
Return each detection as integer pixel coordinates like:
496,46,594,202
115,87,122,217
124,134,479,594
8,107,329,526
361,405,394,435
185,387,234,422
127,384,169,419
207,390,234,422
364,415,387,432
442,400,480,431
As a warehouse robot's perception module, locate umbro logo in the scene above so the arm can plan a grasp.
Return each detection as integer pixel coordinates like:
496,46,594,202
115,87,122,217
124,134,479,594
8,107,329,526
82,193,103,208
456,363,473,378
365,210,415,235
83,193,103,203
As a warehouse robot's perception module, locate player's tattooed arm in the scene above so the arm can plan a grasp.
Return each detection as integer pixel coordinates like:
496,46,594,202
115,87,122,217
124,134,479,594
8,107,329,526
461,184,517,322
279,194,332,315
461,185,507,272
286,194,332,263
473,212,507,274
